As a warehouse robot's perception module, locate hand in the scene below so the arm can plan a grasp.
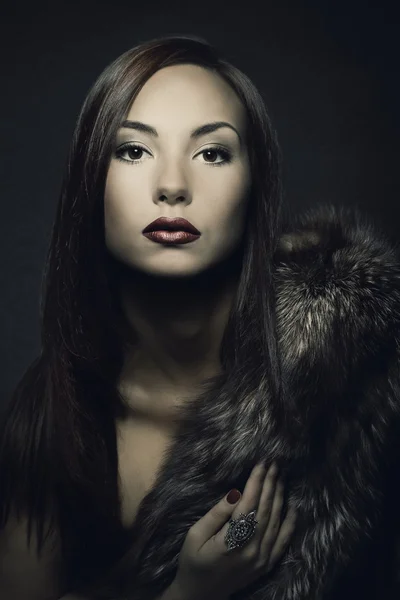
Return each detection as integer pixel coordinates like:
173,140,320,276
171,461,297,600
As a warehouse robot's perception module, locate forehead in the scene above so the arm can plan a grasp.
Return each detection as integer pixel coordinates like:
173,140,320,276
125,64,247,131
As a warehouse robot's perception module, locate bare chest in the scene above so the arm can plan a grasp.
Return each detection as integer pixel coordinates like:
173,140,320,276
116,416,177,529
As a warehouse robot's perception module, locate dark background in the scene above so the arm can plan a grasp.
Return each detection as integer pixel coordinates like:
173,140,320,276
1,0,399,411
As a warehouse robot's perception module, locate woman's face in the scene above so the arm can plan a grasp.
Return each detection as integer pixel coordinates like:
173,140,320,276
104,64,251,277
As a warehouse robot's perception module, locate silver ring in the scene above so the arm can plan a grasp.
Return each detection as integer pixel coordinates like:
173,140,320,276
224,510,259,552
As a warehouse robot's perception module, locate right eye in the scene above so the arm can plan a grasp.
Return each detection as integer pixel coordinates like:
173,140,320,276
114,143,151,164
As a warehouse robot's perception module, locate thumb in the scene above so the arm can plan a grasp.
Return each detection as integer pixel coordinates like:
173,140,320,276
189,489,242,545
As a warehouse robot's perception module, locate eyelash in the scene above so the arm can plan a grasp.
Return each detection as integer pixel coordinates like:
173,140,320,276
114,143,233,168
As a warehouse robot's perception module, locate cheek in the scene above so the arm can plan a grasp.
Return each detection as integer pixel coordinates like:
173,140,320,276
104,172,139,257
210,166,251,231
104,169,140,233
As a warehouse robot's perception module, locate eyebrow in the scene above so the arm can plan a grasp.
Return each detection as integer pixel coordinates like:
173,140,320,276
120,120,242,145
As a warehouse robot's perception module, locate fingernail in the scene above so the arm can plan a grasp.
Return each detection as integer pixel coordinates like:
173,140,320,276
226,489,241,504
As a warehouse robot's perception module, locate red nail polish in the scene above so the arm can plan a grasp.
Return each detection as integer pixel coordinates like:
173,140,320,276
226,489,241,504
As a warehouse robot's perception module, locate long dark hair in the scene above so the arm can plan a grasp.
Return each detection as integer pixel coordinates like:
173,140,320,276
0,34,284,590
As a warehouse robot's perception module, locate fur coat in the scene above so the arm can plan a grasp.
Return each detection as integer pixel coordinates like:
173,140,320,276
88,203,400,600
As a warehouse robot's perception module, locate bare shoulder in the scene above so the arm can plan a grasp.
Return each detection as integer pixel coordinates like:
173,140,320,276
0,511,66,600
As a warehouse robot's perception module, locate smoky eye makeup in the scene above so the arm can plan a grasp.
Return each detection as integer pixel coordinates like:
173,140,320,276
113,142,234,168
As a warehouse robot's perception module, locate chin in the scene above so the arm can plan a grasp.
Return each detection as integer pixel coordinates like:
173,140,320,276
140,263,207,278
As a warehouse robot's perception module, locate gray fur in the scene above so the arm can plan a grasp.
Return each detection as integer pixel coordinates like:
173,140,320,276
105,204,400,600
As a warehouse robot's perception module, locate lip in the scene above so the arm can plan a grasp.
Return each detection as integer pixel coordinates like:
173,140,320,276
143,230,201,245
142,217,201,235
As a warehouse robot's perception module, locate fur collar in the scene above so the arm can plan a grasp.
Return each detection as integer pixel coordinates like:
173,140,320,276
91,204,400,599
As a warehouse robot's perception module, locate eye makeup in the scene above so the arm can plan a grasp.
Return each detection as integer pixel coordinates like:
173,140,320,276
114,142,233,168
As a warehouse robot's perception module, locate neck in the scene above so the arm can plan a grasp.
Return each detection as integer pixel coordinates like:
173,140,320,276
112,250,243,394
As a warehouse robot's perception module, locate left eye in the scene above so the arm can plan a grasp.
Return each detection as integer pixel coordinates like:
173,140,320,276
198,147,232,165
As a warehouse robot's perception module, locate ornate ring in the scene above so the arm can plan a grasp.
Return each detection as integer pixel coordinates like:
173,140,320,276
224,510,259,552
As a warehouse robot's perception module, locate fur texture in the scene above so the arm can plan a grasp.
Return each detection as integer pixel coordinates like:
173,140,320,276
95,204,400,600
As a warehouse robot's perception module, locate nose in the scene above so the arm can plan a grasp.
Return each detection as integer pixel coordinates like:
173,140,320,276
155,158,191,205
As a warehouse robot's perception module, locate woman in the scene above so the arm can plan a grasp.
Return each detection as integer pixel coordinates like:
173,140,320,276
1,35,400,600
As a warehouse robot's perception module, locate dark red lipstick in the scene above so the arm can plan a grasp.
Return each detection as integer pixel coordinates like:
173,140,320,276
142,217,201,245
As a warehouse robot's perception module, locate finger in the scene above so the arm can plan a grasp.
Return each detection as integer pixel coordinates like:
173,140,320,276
230,461,269,521
231,461,278,522
258,475,284,559
266,506,298,573
213,461,267,547
189,486,243,550
255,466,282,533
